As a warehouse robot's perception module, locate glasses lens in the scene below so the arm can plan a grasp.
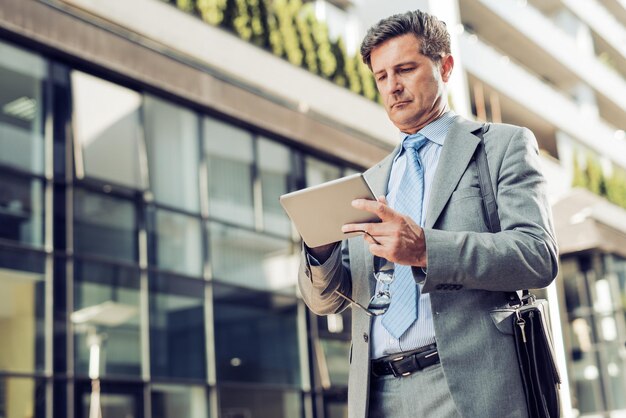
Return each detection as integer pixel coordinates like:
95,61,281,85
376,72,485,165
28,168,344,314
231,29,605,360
368,291,391,315
375,270,394,285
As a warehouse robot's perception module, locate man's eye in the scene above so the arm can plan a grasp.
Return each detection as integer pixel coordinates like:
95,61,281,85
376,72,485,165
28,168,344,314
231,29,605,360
376,75,387,82
400,67,413,73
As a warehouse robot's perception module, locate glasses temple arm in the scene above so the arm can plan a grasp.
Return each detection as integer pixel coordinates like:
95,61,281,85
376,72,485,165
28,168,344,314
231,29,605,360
333,290,374,317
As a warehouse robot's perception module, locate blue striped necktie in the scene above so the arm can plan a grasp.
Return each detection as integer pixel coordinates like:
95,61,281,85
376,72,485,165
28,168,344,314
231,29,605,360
382,133,429,339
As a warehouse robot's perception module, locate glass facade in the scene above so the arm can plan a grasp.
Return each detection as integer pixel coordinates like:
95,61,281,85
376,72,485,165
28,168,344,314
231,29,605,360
561,253,626,417
0,37,356,417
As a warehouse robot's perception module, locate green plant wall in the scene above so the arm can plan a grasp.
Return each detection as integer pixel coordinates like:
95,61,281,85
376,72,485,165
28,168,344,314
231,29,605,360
572,151,626,211
166,0,379,102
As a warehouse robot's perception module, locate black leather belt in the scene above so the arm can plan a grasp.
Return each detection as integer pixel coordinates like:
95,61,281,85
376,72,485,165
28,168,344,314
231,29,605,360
371,344,439,378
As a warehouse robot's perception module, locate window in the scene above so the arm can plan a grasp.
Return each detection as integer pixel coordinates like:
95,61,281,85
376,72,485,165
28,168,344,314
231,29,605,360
0,377,47,418
149,273,206,380
305,157,341,186
204,117,255,227
208,222,296,292
213,284,301,386
219,387,302,418
73,259,142,378
0,172,44,247
0,246,46,373
258,138,292,236
148,208,203,277
73,189,137,262
151,384,208,418
76,380,143,418
143,96,200,212
0,41,46,174
72,71,146,189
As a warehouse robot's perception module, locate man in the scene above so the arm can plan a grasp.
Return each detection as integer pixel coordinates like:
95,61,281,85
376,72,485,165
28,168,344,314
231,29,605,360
298,9,559,418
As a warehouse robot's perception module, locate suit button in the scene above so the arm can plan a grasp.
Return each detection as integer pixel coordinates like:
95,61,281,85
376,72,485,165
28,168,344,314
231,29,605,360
363,333,369,343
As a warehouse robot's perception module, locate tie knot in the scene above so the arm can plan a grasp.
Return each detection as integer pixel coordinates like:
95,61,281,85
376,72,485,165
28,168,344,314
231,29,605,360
403,133,429,152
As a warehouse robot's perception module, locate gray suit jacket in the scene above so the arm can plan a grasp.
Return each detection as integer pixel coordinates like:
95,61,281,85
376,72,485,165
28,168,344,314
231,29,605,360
298,116,559,418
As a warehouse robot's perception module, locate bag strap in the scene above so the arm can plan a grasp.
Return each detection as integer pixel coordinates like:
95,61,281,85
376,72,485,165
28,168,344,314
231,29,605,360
473,125,528,304
474,125,501,234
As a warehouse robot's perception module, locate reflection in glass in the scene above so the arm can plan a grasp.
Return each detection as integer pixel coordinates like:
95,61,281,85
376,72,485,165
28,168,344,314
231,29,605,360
144,96,200,212
305,157,341,187
77,380,142,418
149,273,206,380
258,138,291,236
0,247,45,373
219,387,302,418
0,173,44,246
319,339,350,386
204,117,254,227
0,377,47,418
209,222,296,292
151,384,208,418
74,189,137,262
72,71,145,189
0,41,46,174
148,208,203,277
213,284,301,386
73,259,141,377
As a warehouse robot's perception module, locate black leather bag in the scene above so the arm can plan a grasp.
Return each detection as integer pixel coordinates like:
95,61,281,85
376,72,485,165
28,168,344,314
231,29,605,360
511,293,561,418
474,125,561,417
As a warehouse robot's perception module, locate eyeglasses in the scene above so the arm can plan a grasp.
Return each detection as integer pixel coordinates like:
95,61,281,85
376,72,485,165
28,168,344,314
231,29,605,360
333,268,395,317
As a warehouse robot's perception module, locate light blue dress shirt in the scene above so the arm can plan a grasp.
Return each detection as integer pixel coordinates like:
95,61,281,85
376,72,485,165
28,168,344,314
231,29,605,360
370,111,457,359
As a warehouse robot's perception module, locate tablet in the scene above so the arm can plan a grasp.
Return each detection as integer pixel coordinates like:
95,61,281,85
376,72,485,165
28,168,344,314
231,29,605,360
279,173,380,248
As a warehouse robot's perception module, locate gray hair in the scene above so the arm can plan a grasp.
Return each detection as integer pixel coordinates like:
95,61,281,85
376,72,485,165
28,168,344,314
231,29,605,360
360,10,451,68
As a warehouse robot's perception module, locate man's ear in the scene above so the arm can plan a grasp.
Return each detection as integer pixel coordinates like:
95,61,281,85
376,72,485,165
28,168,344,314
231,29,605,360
440,55,454,82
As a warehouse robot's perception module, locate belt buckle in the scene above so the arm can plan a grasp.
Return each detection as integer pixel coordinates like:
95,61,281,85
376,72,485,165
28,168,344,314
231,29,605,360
389,355,413,378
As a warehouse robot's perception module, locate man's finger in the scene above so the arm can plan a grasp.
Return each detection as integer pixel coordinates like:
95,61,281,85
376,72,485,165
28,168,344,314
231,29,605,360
351,198,397,221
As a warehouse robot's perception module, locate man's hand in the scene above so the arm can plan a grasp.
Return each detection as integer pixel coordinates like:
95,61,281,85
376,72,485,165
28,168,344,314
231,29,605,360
342,196,427,267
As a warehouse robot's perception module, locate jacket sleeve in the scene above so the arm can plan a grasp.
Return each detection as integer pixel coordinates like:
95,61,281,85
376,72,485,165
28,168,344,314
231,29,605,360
298,240,353,315
422,127,559,293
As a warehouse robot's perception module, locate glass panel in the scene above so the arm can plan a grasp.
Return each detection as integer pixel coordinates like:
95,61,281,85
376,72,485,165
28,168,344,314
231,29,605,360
213,284,301,386
219,387,302,418
204,117,254,227
606,344,626,410
305,157,340,187
0,246,45,373
319,339,350,386
73,259,141,378
208,222,296,293
0,173,44,246
258,138,292,236
144,96,200,212
74,189,137,262
77,380,143,418
0,377,47,418
71,71,145,189
148,208,203,277
151,384,208,418
0,41,46,174
570,348,604,414
324,391,348,418
150,273,206,380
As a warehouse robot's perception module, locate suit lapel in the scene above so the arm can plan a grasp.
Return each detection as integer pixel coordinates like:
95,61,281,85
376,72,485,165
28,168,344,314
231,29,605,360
425,117,483,229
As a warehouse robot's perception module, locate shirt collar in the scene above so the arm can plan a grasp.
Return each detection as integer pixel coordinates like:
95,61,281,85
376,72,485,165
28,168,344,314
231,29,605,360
398,110,457,147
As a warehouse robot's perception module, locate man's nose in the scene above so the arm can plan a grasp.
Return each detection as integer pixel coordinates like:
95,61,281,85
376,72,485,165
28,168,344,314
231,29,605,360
386,74,403,95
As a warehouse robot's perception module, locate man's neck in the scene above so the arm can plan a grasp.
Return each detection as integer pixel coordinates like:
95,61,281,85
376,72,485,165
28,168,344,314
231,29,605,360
401,106,449,135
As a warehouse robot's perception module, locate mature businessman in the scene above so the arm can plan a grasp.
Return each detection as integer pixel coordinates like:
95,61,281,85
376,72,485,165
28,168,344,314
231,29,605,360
298,9,558,418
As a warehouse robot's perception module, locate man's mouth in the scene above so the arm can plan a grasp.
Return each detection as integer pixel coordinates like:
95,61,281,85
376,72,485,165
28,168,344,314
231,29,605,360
391,100,411,109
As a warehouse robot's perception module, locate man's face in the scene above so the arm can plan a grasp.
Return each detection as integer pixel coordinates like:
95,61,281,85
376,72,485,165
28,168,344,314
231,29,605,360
370,34,453,133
